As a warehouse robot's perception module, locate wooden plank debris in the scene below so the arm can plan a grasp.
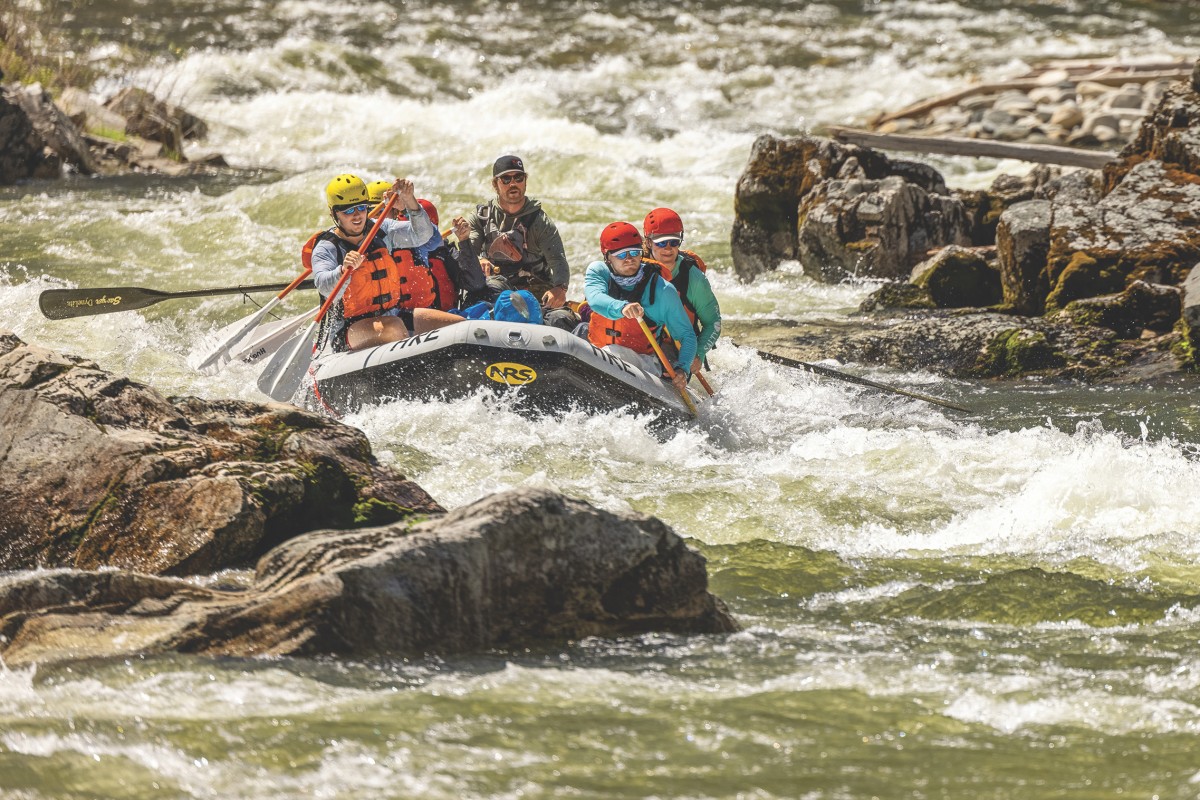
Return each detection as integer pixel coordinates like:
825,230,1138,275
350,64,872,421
827,126,1117,170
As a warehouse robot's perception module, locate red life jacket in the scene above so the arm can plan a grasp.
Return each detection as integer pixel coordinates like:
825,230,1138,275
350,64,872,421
587,263,661,354
426,246,459,311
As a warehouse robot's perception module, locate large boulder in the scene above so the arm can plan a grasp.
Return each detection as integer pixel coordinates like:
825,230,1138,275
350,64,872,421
1044,159,1200,310
0,331,441,576
0,489,738,667
1052,280,1181,339
0,85,62,184
797,162,972,282
8,82,97,174
104,87,209,160
909,245,1001,308
731,134,971,282
996,199,1052,314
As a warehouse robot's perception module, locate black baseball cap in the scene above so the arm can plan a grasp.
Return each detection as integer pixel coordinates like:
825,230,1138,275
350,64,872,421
493,155,525,177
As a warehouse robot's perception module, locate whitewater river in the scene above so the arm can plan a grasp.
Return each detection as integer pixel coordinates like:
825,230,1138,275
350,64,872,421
3,1,1200,797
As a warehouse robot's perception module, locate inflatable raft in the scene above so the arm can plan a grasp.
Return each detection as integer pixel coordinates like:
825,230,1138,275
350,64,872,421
305,319,694,423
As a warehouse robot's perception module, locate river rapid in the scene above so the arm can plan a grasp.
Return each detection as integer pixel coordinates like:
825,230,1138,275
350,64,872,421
3,1,1200,797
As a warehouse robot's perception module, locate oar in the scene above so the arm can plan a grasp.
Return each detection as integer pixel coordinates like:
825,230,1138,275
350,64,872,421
741,344,971,413
189,306,314,371
694,371,715,397
39,280,314,320
192,269,313,374
257,193,400,402
637,317,698,417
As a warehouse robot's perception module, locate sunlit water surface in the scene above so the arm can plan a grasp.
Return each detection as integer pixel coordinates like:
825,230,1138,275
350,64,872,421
2,1,1200,797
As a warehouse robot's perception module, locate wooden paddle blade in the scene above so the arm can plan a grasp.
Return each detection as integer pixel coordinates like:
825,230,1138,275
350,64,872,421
39,287,168,319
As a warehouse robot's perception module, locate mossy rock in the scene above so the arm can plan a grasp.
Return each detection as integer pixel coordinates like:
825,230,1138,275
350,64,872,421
1044,252,1124,312
1054,280,1181,339
858,282,935,312
971,328,1065,378
911,246,1002,308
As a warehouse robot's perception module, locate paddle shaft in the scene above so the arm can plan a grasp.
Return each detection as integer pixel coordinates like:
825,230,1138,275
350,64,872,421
748,346,971,413
40,280,315,320
637,317,698,417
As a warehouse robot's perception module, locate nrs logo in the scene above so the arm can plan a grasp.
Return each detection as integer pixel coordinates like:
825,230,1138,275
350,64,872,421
486,362,537,385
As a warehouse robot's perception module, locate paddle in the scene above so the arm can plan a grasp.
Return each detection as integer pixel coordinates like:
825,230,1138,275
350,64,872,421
637,317,698,417
191,269,313,374
694,370,715,397
189,307,314,371
39,280,315,320
257,192,400,402
741,344,971,413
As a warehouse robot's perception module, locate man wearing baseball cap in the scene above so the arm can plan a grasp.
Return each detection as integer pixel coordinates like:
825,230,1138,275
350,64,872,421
466,154,577,330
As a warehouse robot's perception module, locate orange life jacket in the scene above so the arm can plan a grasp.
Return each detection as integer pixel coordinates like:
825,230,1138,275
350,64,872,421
301,229,437,319
587,264,661,354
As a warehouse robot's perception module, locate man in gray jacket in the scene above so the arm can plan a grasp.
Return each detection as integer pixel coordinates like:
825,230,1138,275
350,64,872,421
468,154,578,329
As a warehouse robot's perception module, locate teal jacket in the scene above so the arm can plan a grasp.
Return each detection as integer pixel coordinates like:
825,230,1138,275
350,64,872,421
661,251,721,362
583,260,697,376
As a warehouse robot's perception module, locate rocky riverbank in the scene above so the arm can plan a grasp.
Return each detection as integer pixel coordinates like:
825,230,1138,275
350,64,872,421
0,332,736,667
731,56,1200,383
0,83,230,184
867,58,1191,150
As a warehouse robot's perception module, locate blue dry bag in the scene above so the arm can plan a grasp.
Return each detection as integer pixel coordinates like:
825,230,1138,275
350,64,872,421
491,290,543,324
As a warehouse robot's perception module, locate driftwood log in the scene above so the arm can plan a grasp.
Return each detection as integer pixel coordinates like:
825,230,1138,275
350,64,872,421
826,126,1116,170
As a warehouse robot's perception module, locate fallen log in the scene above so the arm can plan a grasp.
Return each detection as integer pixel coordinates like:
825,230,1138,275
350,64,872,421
827,126,1117,170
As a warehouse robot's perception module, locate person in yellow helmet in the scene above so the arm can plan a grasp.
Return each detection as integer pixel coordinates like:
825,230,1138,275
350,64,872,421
366,180,397,219
304,174,459,352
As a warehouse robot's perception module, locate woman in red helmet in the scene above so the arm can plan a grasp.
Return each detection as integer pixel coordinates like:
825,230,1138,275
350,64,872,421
583,221,696,395
643,207,721,378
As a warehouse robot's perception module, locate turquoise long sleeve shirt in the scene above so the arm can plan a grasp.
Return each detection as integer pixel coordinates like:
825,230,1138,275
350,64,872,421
583,260,697,376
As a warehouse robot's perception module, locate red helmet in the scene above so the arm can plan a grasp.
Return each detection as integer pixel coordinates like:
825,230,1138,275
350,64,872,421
600,221,641,254
643,207,683,238
400,198,440,227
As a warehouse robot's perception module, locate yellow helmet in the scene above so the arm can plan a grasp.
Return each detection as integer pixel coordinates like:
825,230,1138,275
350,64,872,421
366,180,392,204
324,174,369,209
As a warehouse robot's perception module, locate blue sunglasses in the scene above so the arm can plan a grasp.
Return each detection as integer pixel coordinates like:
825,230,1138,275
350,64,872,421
651,237,682,249
611,248,642,260
336,203,371,215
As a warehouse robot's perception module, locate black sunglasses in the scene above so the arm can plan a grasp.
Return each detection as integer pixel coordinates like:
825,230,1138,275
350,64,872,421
497,173,527,185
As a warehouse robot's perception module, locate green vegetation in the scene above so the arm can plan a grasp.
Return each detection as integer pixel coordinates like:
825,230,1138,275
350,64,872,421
0,0,97,90
87,123,127,141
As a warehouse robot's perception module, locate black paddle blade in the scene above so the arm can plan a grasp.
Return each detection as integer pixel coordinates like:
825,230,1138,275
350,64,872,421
39,287,169,319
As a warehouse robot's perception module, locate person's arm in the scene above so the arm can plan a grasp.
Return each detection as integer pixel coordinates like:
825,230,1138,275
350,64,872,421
465,207,486,258
583,262,628,320
651,279,697,376
451,216,487,293
686,267,722,361
527,212,571,290
311,239,345,298
380,209,435,249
